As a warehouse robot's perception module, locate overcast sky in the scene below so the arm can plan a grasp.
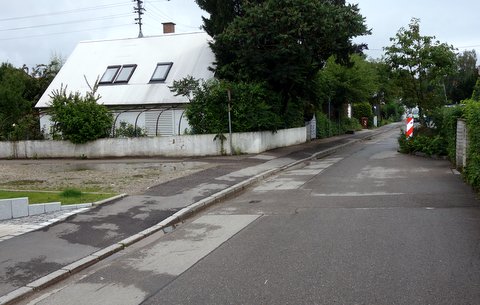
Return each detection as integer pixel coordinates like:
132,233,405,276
1,0,479,68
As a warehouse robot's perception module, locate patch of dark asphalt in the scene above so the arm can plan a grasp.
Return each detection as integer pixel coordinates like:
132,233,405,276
1,256,62,287
145,165,244,196
84,264,175,294
40,206,179,248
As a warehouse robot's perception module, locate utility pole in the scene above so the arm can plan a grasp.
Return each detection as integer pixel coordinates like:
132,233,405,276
134,0,145,38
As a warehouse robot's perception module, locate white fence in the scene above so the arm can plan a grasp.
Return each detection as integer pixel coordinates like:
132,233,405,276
0,127,307,159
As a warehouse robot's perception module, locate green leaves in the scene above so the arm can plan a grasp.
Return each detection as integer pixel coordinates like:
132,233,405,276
384,18,456,117
204,0,369,123
171,78,283,134
48,86,113,144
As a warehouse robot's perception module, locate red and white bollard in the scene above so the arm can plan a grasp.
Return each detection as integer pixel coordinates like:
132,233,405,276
406,117,414,138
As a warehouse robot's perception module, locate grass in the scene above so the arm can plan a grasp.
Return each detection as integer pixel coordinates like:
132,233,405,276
0,189,116,205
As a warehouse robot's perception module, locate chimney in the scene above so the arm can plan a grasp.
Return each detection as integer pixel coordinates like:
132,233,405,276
162,22,176,34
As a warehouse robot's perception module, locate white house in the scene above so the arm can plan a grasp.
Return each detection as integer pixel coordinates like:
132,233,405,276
36,24,215,137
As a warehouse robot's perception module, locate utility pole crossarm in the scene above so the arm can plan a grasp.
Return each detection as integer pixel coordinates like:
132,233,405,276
133,0,145,38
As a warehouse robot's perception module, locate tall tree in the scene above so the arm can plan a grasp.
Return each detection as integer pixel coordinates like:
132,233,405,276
384,18,456,119
445,50,479,103
210,0,369,125
317,55,379,117
195,0,264,38
0,58,62,140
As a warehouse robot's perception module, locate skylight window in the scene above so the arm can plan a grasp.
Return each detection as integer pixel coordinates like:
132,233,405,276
115,65,137,83
150,62,173,82
99,64,137,84
99,66,120,84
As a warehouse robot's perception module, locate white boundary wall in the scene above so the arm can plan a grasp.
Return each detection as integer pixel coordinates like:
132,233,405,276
0,127,306,159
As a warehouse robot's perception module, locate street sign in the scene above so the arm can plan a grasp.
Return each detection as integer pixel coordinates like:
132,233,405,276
406,117,414,138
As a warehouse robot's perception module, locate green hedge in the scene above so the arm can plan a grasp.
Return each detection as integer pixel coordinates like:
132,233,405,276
464,100,480,190
316,112,362,139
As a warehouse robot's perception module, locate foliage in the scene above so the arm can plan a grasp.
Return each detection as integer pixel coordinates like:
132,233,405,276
381,101,403,122
384,18,456,120
472,79,480,101
429,106,464,161
115,121,147,138
317,55,379,115
48,86,113,144
195,0,265,38
208,0,369,125
316,111,361,139
60,188,82,198
445,50,479,104
397,132,446,156
352,102,373,121
170,78,283,134
0,58,62,141
464,100,480,190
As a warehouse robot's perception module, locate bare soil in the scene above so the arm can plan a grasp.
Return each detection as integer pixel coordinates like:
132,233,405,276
0,159,215,195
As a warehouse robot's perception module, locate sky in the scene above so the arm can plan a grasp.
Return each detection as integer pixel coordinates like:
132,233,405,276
1,0,479,68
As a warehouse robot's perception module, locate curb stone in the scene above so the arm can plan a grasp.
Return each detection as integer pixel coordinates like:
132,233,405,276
0,127,393,305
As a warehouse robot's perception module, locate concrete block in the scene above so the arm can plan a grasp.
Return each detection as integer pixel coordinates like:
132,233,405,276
61,203,92,210
26,269,70,290
11,198,28,218
0,286,34,305
118,233,145,247
62,255,99,273
44,202,61,213
0,199,12,220
91,243,124,260
29,204,45,216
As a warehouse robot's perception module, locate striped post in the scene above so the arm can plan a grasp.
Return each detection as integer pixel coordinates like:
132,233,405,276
406,117,414,138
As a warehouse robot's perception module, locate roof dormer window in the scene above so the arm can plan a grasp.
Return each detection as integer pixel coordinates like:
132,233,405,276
150,62,173,82
99,64,137,84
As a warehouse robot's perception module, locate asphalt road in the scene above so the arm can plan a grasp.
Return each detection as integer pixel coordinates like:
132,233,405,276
19,128,480,305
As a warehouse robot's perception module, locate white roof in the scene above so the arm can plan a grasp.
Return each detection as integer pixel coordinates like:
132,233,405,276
36,32,215,108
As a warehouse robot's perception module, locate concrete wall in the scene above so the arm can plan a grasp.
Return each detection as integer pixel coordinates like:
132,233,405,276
0,127,306,159
456,119,468,169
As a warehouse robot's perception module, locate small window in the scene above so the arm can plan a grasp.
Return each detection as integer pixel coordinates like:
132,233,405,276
99,66,120,84
150,62,173,82
115,65,137,83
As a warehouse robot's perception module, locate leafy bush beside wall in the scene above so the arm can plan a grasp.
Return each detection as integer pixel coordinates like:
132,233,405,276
464,100,480,190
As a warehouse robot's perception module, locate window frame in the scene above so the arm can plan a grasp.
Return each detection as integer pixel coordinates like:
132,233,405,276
99,65,121,84
114,64,137,83
150,62,173,82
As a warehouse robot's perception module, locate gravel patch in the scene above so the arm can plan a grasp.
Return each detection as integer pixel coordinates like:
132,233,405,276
0,159,215,195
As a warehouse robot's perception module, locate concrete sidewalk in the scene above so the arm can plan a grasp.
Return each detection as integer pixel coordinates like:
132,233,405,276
0,124,398,305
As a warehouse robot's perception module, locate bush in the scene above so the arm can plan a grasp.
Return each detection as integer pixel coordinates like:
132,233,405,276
431,106,464,161
171,78,283,134
115,121,147,138
381,101,403,122
352,102,373,126
316,112,362,138
48,86,113,144
398,131,447,156
464,100,480,190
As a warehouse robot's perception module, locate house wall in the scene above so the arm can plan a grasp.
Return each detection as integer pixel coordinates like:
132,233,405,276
41,108,192,139
0,127,306,159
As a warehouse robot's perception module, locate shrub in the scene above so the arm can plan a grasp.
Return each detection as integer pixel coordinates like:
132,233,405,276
464,100,480,190
352,102,373,126
381,101,403,122
48,86,113,144
316,112,362,138
115,121,147,138
171,78,283,134
61,188,82,198
397,132,447,156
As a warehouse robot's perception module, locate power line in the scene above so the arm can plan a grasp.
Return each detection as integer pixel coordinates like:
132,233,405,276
0,2,131,22
0,23,133,41
0,14,131,32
